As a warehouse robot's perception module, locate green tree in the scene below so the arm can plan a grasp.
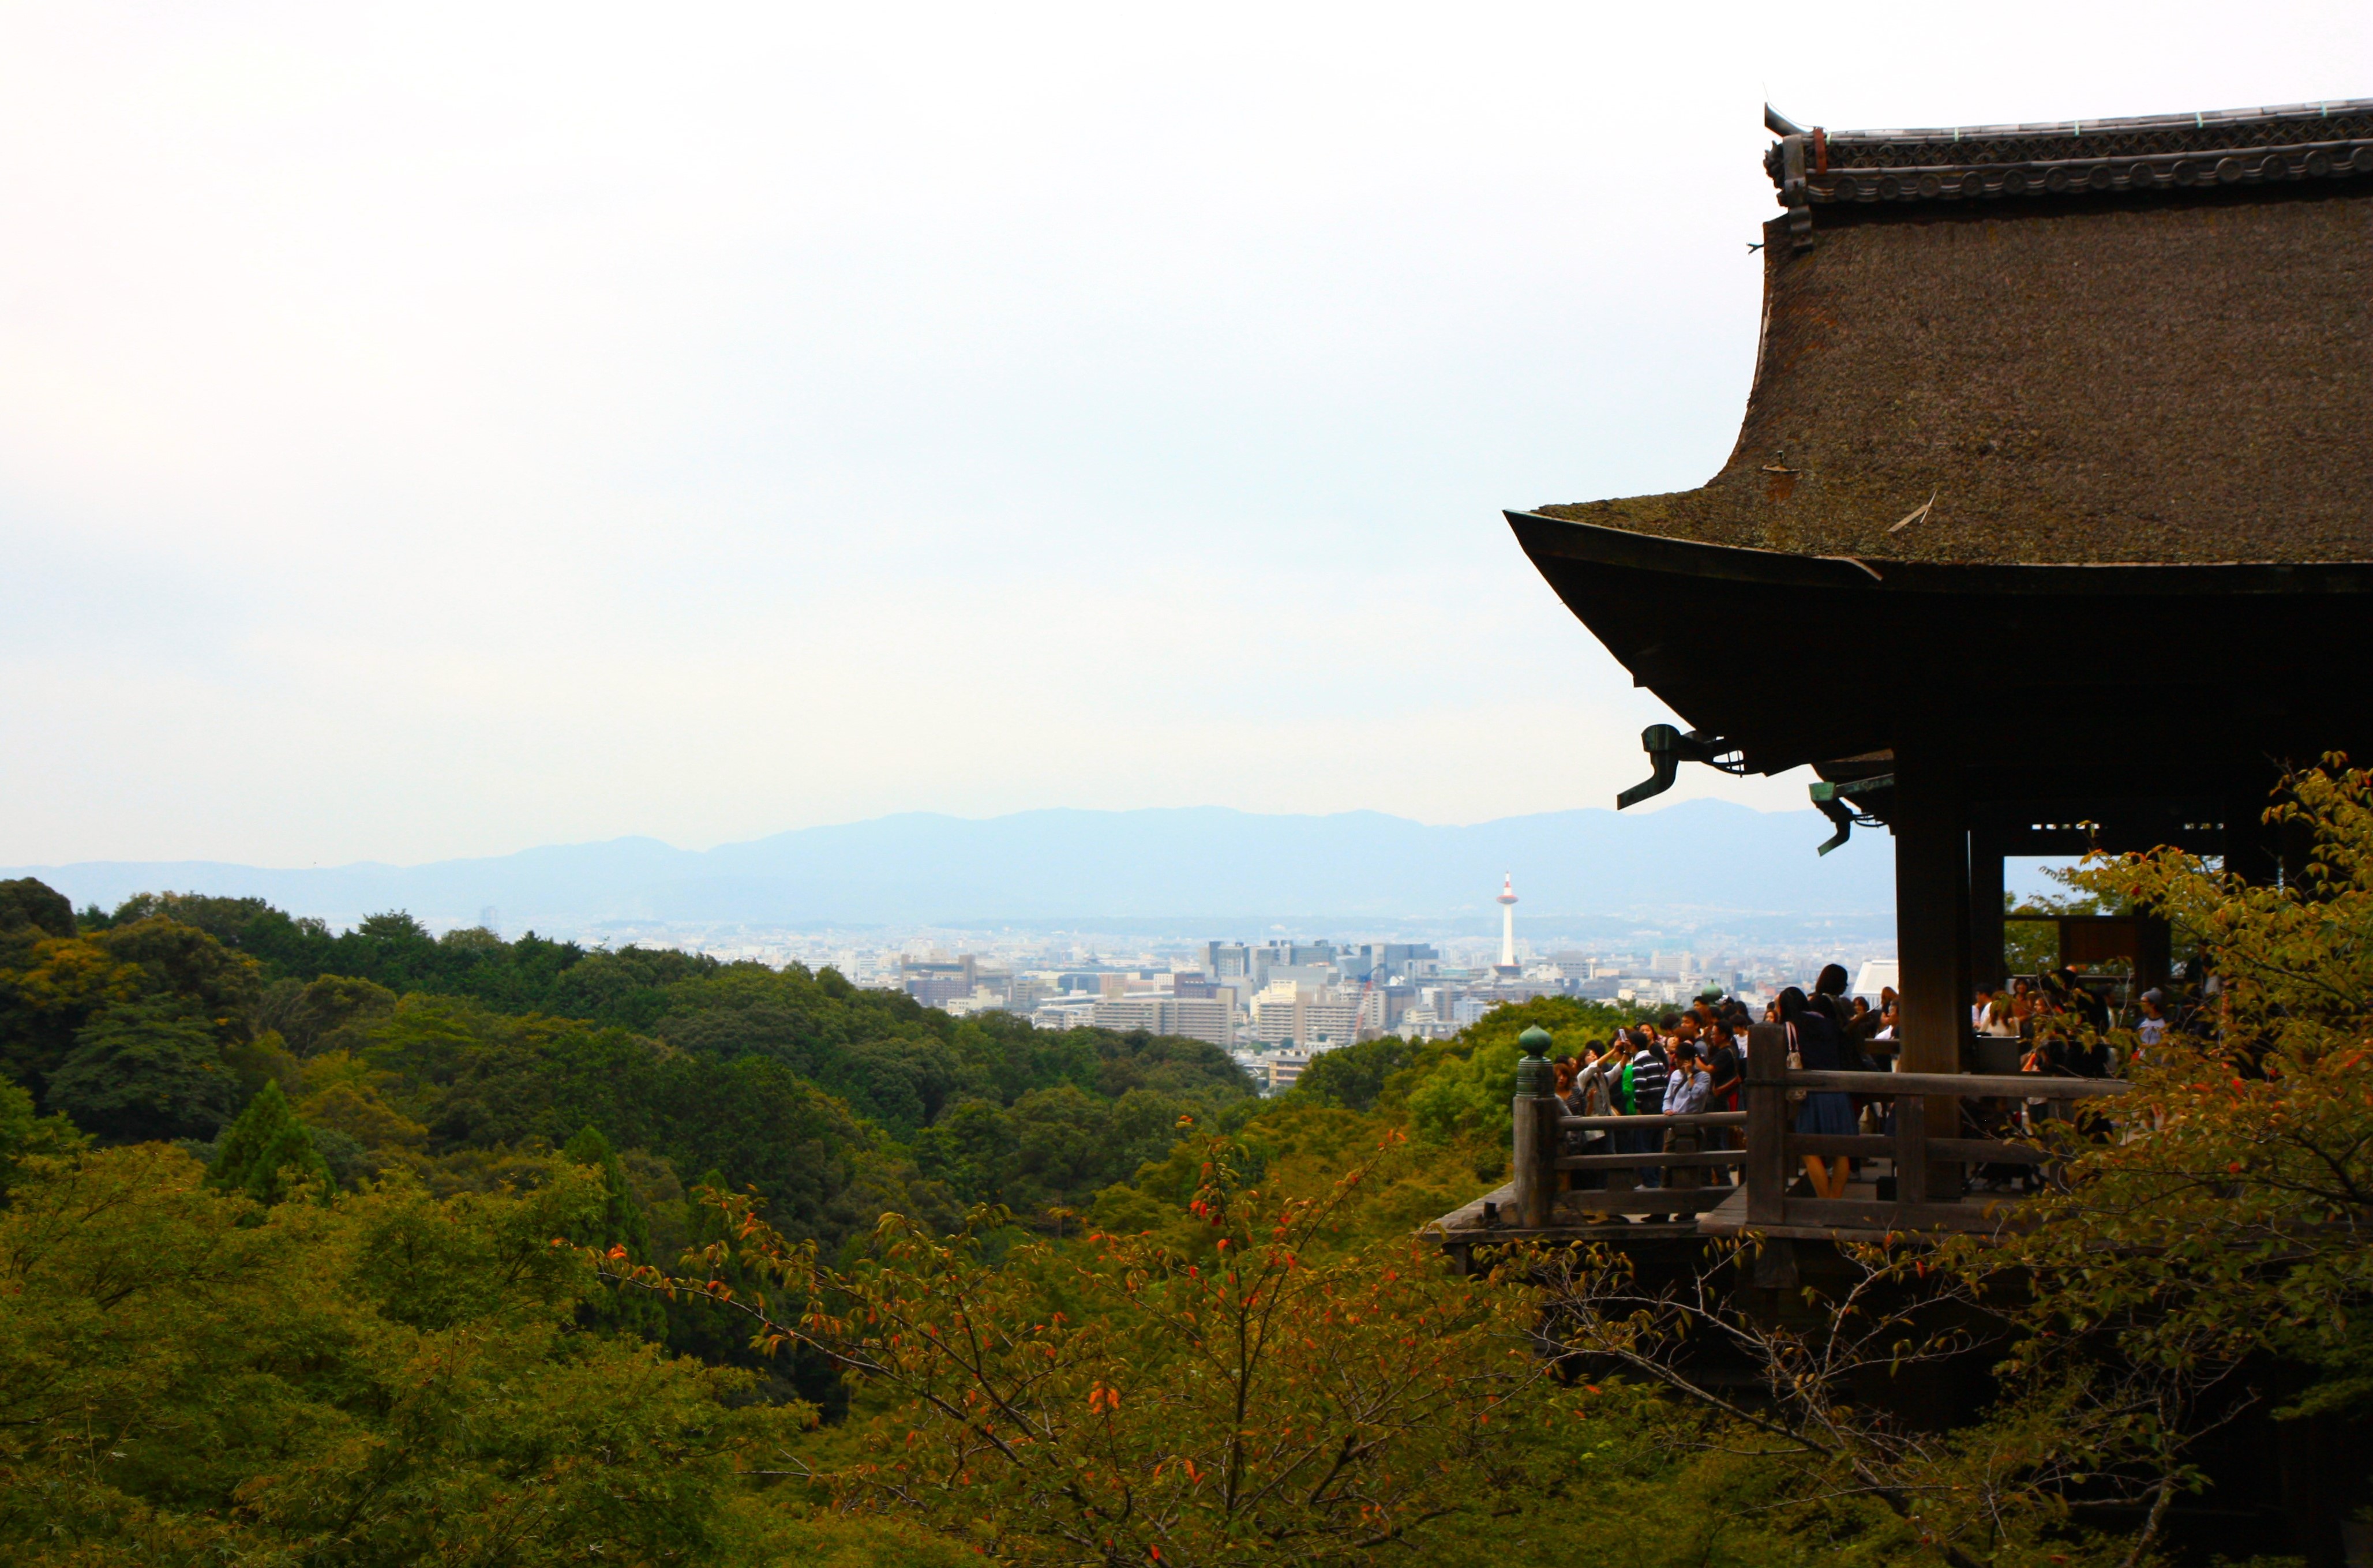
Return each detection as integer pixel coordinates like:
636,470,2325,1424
563,1125,654,1259
0,1143,801,1565
45,998,241,1142
90,914,264,1030
103,891,276,947
0,1078,85,1199
1970,760,2373,1426
1288,1034,1418,1112
0,877,73,941
604,1128,1547,1565
564,1126,667,1338
259,971,398,1056
205,1079,332,1204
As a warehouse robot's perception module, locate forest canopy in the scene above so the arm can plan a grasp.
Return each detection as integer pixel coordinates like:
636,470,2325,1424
1,886,1256,1244
14,767,2371,1568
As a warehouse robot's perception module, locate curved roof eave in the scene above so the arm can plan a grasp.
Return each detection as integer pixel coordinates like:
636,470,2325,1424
1506,512,2373,598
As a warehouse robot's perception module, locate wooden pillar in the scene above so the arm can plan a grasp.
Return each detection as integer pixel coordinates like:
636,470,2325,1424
1894,732,1969,1194
1511,1096,1552,1229
1744,1022,1787,1225
2135,916,2172,997
1510,1026,1558,1229
2224,781,2281,886
1969,826,2006,993
1894,736,1971,1076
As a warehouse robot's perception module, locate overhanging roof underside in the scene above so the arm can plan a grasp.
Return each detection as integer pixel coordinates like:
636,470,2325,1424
1510,508,2373,776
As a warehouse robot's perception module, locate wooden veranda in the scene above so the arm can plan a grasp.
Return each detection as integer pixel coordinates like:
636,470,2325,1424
1430,1023,2127,1272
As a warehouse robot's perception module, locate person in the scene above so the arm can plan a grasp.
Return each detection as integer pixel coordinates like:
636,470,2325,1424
1842,990,1891,1068
1971,984,1997,1032
1701,1019,1744,1182
2064,1030,2114,1081
1664,1038,1708,1116
1562,1045,1610,1187
1812,963,1855,1036
2134,989,2169,1056
1703,1018,1742,1112
1981,997,2019,1037
1661,1040,1708,1207
2017,1032,2050,1138
1779,986,1854,1200
1629,1028,1670,1117
1625,1027,1670,1194
2060,967,2111,1033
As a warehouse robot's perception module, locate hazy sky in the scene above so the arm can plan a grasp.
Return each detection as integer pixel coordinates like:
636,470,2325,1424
2,3,2364,866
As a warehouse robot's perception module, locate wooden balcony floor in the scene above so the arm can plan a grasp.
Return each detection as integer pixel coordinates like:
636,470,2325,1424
1433,1166,2049,1251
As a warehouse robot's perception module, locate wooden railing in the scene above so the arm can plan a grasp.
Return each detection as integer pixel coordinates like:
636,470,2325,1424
1509,1022,2131,1235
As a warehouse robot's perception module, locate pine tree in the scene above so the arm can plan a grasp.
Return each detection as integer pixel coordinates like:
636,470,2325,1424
564,1126,663,1337
563,1126,652,1259
205,1081,333,1205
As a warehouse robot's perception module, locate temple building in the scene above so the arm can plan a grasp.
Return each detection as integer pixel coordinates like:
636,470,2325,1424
1509,99,2373,1083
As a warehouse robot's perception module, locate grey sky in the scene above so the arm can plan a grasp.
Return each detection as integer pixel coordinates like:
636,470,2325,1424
2,2,2363,866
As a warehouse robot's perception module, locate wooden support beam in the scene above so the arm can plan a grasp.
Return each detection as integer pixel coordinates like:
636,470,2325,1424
1745,1022,1788,1225
1895,729,1971,1196
1894,732,1971,1076
1556,1111,1746,1132
1784,1133,2050,1165
1894,1093,1929,1205
1557,1187,1734,1216
1786,1068,2126,1098
1970,827,2007,992
1780,1196,2031,1233
1512,1093,1553,1229
1555,1150,1745,1171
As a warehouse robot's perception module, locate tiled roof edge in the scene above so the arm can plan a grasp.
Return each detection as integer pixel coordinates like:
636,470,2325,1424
1763,98,2373,229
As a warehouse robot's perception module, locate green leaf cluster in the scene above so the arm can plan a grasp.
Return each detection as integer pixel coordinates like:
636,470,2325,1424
204,1078,333,1205
0,1144,806,1566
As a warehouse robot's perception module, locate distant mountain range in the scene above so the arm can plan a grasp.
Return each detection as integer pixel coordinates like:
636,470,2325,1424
7,800,1894,936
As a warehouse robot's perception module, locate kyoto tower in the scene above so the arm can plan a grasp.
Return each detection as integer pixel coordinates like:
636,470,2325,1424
1494,873,1520,977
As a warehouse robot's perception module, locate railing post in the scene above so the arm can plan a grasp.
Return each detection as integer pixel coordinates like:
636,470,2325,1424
1893,1092,1929,1208
1745,1022,1788,1225
1512,1025,1557,1229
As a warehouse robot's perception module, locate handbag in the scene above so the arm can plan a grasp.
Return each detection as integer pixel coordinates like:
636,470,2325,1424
1784,1021,1806,1104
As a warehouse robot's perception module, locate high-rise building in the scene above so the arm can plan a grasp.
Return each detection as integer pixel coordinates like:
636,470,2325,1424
1203,943,1257,981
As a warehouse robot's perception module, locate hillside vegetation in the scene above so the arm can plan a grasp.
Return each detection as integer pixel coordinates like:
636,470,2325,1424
7,753,2373,1568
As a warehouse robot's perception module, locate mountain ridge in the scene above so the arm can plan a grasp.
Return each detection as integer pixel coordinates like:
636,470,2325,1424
6,799,1894,933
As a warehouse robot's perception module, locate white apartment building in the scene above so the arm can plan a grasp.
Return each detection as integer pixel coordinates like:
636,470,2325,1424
1250,983,1359,1048
1091,996,1235,1047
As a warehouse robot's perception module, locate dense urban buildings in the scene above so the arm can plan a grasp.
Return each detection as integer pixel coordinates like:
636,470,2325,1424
569,881,1896,1094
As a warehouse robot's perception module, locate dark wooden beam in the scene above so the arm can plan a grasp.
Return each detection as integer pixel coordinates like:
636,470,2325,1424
1894,727,1969,1194
1970,826,2007,991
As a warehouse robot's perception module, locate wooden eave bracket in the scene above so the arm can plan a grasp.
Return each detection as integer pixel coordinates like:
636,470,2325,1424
1616,723,1750,810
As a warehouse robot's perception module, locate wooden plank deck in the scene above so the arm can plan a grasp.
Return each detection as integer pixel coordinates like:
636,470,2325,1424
1431,1172,2049,1251
1430,1180,1732,1251
1696,1179,2045,1240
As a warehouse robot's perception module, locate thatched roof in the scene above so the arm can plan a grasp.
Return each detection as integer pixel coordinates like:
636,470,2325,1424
1536,101,2373,567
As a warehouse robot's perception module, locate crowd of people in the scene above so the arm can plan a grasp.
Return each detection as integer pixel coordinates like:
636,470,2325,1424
1538,960,2173,1210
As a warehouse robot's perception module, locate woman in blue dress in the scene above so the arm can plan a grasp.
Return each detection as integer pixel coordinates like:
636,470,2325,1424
1779,986,1854,1199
